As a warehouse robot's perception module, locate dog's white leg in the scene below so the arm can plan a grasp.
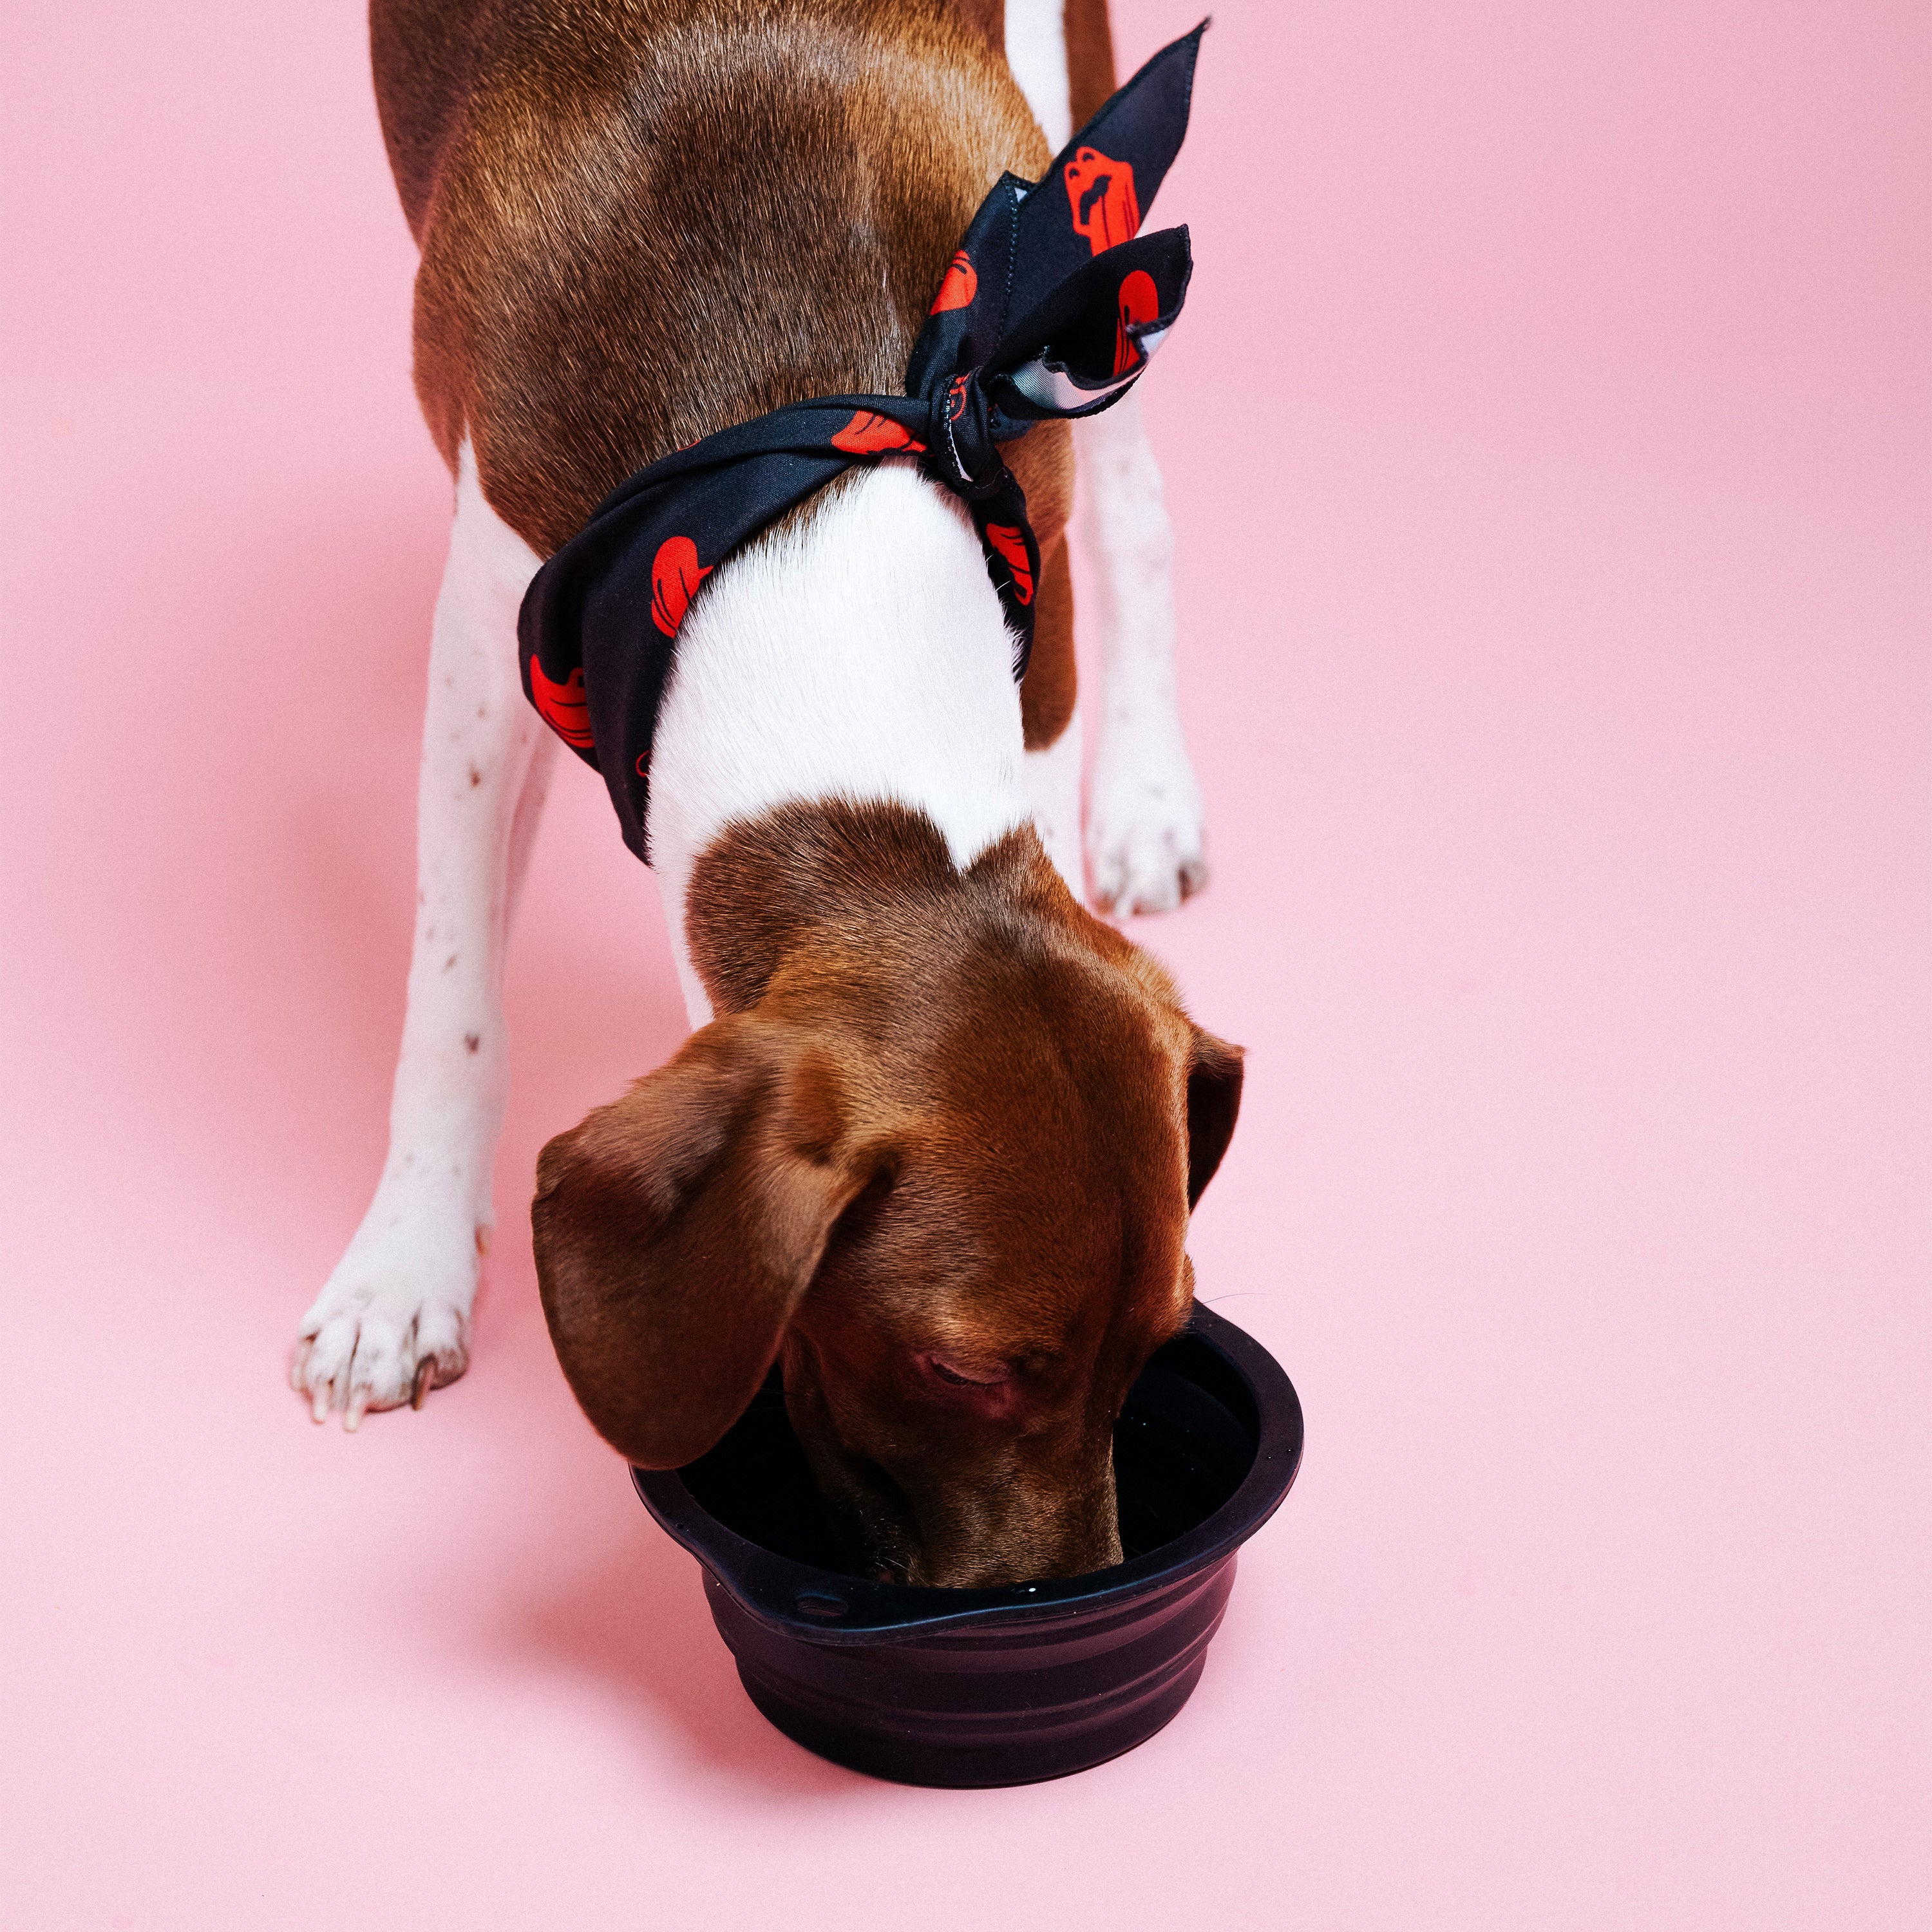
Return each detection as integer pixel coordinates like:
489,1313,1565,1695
1003,0,1073,149
1003,3,1204,911
293,444,549,1428
1023,707,1085,898
1075,392,1208,914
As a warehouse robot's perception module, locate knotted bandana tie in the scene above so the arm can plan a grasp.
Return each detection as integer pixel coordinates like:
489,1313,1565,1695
519,23,1206,862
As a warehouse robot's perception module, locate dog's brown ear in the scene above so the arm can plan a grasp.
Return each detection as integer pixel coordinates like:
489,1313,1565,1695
532,1015,878,1469
1185,1028,1245,1209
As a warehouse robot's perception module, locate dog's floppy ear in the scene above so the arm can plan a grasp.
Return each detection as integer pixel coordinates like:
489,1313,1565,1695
532,1014,878,1469
1185,1027,1244,1209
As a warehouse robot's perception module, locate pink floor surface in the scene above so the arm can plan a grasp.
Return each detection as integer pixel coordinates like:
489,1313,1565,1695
4,3,1926,1927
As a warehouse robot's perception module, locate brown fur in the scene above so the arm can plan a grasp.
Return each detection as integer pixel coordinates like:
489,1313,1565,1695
1019,534,1077,747
1062,0,1117,129
373,0,1078,739
948,0,1004,56
535,801,1241,1586
1005,419,1077,748
374,0,1043,549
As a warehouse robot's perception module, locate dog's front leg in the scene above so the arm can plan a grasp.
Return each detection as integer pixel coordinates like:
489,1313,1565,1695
293,447,552,1427
1076,392,1209,914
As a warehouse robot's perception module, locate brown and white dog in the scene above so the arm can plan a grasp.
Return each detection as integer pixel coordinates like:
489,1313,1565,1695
292,0,1237,1588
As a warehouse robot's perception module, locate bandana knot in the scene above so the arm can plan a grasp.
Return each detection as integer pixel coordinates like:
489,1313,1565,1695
931,370,1009,500
519,23,1207,864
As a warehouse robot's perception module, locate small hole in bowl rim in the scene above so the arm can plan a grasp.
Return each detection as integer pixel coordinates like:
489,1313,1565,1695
794,1591,851,1620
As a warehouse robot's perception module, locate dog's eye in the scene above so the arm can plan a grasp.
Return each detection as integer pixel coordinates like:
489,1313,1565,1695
924,1353,1011,1388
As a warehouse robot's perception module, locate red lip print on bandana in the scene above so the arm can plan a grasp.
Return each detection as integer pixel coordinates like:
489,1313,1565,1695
930,251,978,313
829,410,927,455
1064,147,1141,255
1113,269,1160,377
518,23,1205,866
529,661,594,748
984,525,1034,604
649,536,711,638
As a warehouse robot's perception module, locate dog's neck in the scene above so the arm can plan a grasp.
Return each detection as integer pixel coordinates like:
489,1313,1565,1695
647,460,1030,1026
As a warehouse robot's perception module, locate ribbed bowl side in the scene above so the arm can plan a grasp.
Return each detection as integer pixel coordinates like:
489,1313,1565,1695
703,1556,1238,1788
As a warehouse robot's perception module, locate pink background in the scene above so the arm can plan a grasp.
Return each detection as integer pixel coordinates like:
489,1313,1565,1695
3,1,1926,1926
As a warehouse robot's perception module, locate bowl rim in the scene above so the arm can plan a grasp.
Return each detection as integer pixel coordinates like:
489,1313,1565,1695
630,1302,1304,1645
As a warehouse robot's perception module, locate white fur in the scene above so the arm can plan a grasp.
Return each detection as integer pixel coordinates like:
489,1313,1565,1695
1023,705,1084,895
648,462,1030,1026
1075,391,1208,913
1004,0,1074,151
292,443,553,1427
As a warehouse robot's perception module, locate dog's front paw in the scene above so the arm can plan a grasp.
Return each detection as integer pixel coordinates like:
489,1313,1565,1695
292,1210,484,1429
1086,728,1208,916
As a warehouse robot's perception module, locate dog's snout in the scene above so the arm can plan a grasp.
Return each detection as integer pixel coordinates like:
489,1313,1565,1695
901,1457,1124,1589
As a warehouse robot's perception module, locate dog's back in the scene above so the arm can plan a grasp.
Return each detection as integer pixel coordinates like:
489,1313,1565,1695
370,0,1048,554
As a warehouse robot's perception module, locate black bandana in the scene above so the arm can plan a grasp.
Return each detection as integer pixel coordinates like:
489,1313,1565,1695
518,23,1205,862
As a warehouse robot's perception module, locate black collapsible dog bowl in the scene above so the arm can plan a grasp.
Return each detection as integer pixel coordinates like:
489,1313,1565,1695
630,1303,1303,1788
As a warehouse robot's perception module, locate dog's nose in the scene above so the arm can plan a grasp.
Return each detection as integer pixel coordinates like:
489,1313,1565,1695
907,1477,1124,1589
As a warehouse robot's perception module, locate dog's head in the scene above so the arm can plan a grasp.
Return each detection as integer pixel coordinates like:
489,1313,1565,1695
532,815,1240,1587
